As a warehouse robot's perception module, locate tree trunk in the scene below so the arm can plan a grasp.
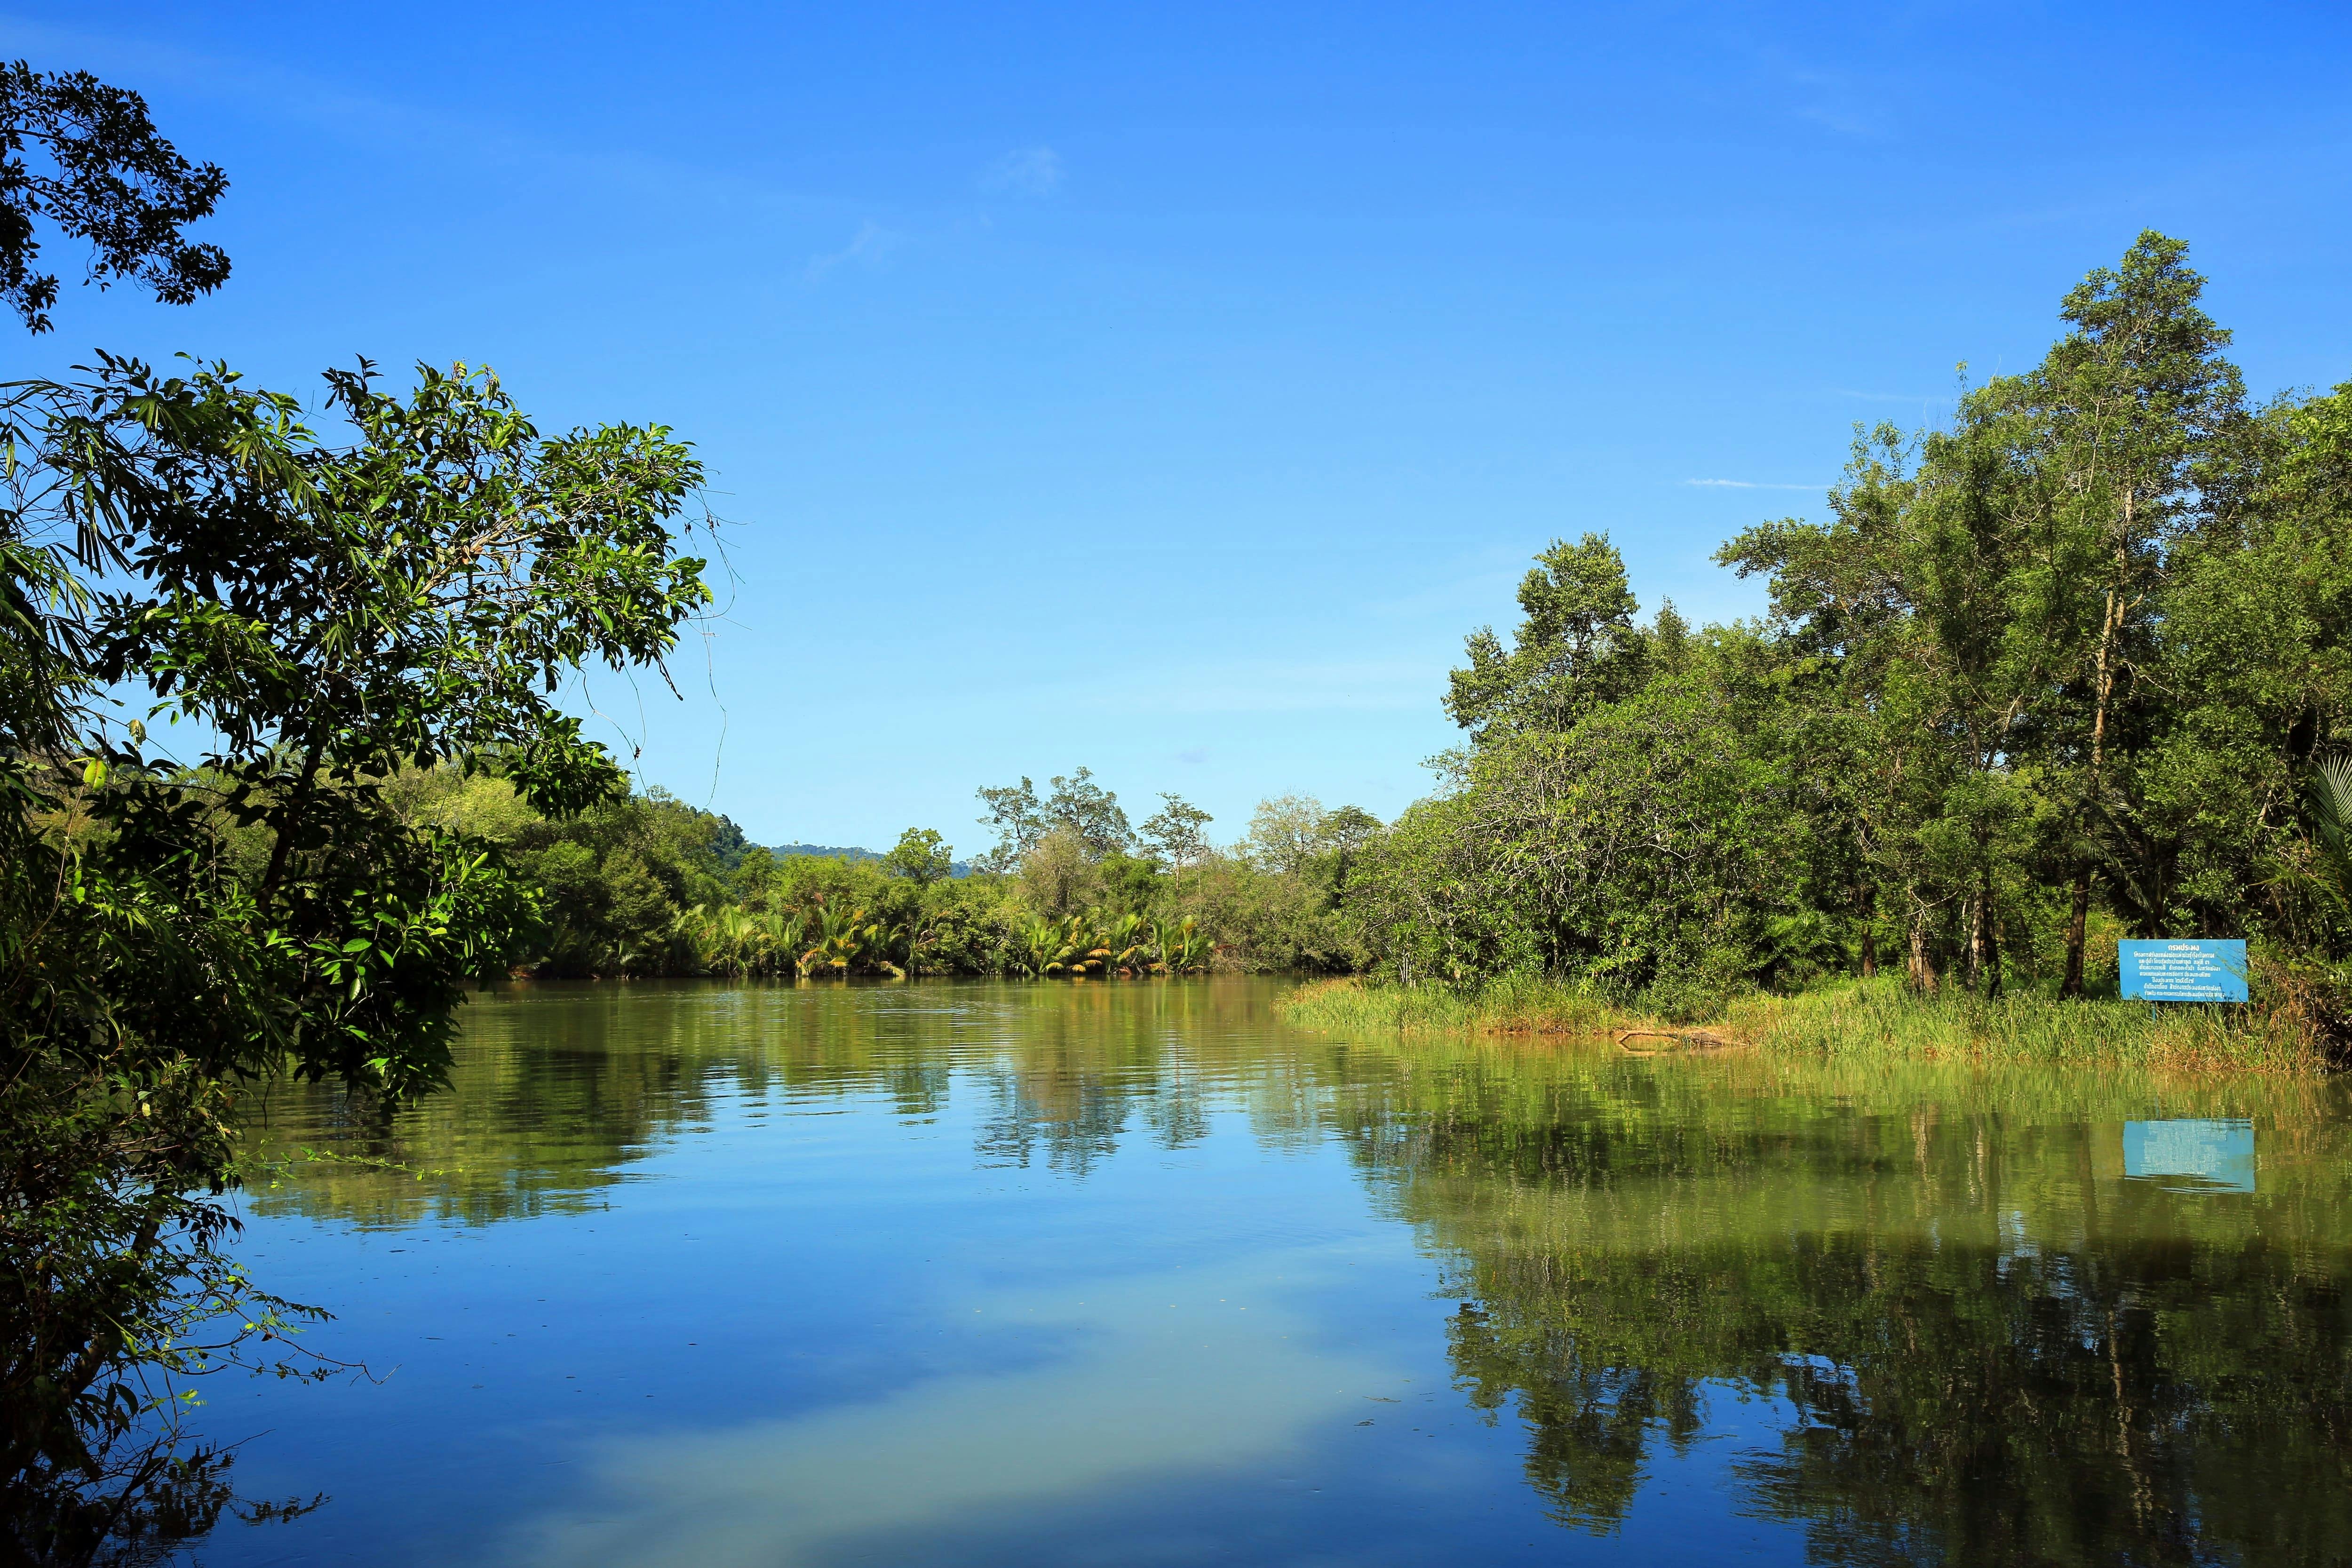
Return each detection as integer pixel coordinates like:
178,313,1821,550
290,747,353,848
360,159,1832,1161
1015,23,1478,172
256,735,326,918
1907,899,1938,993
2063,539,2131,998
1979,863,2002,999
1957,893,1976,992
1962,891,1983,991
2060,867,2092,997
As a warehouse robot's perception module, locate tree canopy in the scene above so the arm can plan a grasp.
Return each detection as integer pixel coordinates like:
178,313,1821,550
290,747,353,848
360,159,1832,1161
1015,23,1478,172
1356,233,2352,1021
0,62,230,333
0,349,712,1521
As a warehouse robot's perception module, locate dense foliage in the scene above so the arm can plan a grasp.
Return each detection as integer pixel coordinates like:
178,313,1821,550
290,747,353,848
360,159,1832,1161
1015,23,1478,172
397,765,1380,980
1350,234,2352,1025
0,346,711,1548
0,61,231,333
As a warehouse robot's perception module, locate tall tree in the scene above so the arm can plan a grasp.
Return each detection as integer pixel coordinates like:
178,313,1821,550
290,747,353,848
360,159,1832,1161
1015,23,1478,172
1140,793,1213,881
2017,233,2243,993
1445,533,1649,742
1042,767,1130,855
882,827,954,886
973,777,1043,873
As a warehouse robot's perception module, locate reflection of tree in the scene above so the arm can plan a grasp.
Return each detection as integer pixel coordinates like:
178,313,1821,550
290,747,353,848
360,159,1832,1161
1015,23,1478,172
236,984,2352,1565
2,1433,319,1568
1345,1038,2352,1565
1450,1303,1701,1530
968,982,1236,1173
240,978,1288,1224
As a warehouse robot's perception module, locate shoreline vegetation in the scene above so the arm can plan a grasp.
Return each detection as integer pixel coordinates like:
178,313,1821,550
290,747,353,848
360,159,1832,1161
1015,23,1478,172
1279,973,2336,1075
9,58,2349,1564
1278,233,2352,1074
423,233,2352,1075
388,766,1371,981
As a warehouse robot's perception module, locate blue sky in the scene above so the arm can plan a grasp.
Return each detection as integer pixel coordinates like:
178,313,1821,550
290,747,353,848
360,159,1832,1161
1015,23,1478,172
6,2,2350,853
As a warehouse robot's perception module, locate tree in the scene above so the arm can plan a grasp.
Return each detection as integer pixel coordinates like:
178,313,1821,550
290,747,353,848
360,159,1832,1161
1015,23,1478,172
1445,533,1650,742
1140,793,1213,879
1246,794,1328,876
976,767,1130,868
1319,804,1382,894
0,62,230,333
2019,233,2244,994
0,352,710,1499
883,827,954,886
1043,767,1130,856
1018,828,1097,919
973,777,1042,872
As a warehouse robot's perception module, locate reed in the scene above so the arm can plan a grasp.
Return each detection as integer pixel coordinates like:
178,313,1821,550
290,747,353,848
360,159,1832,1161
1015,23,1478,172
1279,974,1635,1038
1282,972,2337,1075
1729,976,2327,1075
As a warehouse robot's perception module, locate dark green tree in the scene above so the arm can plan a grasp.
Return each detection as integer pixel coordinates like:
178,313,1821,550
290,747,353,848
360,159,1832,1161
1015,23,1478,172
2017,233,2245,993
883,827,954,886
1446,533,1650,742
0,352,710,1510
0,61,230,333
1140,792,1214,883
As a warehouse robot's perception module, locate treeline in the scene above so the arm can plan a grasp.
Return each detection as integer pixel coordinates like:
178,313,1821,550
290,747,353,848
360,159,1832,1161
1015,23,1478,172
393,766,1381,979
1348,233,2352,1020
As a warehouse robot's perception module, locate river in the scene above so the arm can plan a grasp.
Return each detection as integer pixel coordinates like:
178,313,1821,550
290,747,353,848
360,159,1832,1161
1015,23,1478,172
198,977,2348,1566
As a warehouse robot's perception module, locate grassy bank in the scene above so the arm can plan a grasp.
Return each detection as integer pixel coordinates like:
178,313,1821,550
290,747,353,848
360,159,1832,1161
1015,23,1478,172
1279,973,2339,1075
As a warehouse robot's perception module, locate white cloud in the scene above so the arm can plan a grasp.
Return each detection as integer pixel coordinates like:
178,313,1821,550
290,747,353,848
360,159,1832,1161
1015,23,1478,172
804,220,898,280
979,145,1064,197
1683,478,1826,491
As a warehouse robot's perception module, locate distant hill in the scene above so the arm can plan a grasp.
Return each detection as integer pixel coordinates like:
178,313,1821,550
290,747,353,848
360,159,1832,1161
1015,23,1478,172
769,843,975,877
772,842,885,863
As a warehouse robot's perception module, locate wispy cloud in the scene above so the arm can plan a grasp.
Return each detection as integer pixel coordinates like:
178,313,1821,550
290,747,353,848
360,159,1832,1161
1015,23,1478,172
805,220,898,280
1832,388,1955,406
1794,100,1877,137
1762,51,1886,139
1020,657,1434,717
979,146,1064,197
1684,478,1826,491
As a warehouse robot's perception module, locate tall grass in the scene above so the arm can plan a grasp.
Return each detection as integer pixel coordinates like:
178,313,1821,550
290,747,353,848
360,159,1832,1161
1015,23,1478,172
1729,975,2327,1074
1281,973,2336,1075
1279,974,1635,1038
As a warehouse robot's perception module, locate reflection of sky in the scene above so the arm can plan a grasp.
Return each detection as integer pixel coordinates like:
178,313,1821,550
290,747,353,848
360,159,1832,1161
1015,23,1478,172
508,1253,1396,1568
204,987,2331,1567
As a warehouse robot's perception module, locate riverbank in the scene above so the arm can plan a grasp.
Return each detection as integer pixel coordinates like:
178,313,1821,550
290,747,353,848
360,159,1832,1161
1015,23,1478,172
1279,973,2341,1075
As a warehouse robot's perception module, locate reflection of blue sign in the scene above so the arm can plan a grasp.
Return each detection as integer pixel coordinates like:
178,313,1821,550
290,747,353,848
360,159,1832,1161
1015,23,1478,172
2119,939,2248,1002
2123,1119,2255,1193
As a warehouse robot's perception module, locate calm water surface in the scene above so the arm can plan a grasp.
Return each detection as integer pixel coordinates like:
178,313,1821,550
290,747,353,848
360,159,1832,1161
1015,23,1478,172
201,979,2351,1566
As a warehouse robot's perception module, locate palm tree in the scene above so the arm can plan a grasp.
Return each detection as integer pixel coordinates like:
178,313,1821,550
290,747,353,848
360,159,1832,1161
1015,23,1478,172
2311,753,2352,908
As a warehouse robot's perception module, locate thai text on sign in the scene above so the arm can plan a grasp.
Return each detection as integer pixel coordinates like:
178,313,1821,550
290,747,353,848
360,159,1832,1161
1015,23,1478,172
2118,939,2249,1003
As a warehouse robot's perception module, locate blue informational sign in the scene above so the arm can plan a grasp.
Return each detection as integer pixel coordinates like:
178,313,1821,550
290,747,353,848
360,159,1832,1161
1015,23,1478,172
2118,939,2249,1002
2123,1119,2256,1193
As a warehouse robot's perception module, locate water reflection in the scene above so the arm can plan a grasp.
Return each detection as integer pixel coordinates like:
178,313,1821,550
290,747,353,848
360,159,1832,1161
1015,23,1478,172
207,981,2352,1567
2124,1117,2257,1192
1341,1039,2352,1565
515,1257,1389,1568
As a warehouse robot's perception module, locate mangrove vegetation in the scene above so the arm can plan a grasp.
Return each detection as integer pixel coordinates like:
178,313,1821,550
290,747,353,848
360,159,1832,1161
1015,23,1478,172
381,764,1377,980
1318,232,2352,1067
